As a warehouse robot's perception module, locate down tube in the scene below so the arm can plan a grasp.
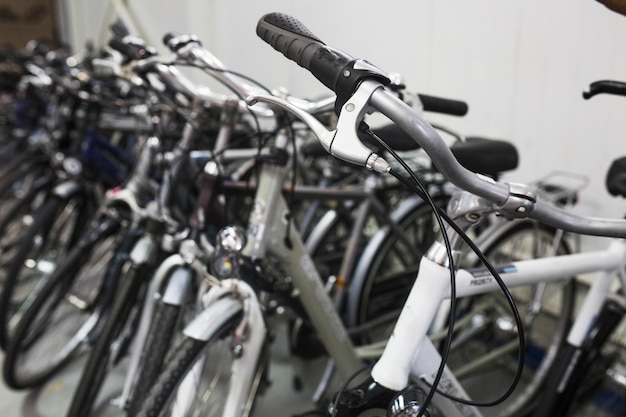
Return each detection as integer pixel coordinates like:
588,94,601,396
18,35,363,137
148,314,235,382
413,339,483,417
243,171,362,378
272,197,363,378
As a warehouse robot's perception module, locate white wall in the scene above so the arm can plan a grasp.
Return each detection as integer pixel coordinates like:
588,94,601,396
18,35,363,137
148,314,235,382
61,0,626,246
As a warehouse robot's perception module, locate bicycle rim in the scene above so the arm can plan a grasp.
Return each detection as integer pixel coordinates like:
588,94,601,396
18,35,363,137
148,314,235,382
350,196,447,344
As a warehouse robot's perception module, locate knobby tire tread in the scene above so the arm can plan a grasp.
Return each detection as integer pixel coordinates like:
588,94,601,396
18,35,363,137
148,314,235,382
135,337,208,417
3,240,96,389
127,303,182,417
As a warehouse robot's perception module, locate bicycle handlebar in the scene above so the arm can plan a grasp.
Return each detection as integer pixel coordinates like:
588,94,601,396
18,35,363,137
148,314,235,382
583,80,626,99
256,13,468,117
254,12,626,239
418,94,468,116
108,37,157,64
256,13,363,96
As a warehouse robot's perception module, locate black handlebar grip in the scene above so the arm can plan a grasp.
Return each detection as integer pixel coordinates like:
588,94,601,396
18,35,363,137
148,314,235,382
108,38,156,64
256,12,355,93
418,94,469,116
162,32,201,52
583,80,626,99
108,38,139,60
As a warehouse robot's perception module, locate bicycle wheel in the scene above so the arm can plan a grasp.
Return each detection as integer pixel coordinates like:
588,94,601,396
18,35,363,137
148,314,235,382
135,297,268,417
0,160,53,283
127,269,199,417
0,193,91,348
65,237,157,417
347,195,447,344
445,221,575,417
306,203,358,285
127,303,182,416
3,218,122,389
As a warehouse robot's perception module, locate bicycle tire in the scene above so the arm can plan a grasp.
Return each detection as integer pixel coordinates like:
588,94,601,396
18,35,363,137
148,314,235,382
0,193,88,349
65,258,150,417
0,160,53,281
2,217,122,389
534,299,625,417
127,302,185,417
446,221,575,417
135,297,268,417
347,195,448,344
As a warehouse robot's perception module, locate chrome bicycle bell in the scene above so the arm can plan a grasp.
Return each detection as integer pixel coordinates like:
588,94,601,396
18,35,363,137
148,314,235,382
210,225,247,278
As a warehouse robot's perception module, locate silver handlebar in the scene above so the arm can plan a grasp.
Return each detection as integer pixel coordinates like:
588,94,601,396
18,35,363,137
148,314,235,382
249,80,626,239
173,38,336,118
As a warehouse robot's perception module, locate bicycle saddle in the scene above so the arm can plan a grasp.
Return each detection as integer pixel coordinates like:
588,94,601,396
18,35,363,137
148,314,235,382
300,124,518,179
606,156,626,198
450,137,519,179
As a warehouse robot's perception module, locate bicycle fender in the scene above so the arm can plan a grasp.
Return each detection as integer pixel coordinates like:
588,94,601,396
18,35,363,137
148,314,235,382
182,297,244,341
161,267,194,306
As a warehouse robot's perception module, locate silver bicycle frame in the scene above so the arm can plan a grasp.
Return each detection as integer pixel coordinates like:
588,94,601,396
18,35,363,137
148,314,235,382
242,129,363,379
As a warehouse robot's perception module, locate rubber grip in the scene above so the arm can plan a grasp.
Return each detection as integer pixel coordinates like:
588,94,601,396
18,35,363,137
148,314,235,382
256,12,354,92
418,93,468,116
108,38,142,61
583,80,626,99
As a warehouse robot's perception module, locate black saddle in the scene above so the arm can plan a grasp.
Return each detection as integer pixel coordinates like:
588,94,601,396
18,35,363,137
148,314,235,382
606,156,626,198
300,123,519,179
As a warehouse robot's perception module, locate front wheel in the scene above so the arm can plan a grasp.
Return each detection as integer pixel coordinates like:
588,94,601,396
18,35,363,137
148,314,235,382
0,193,91,348
2,217,122,389
347,195,447,344
135,296,268,417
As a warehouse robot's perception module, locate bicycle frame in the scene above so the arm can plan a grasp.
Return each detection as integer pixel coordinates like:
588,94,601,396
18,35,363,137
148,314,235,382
230,127,626,416
234,129,625,415
241,129,364,378
368,230,626,417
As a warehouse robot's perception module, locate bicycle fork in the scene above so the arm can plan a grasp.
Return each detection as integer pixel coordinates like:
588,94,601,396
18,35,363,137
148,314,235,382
534,295,626,417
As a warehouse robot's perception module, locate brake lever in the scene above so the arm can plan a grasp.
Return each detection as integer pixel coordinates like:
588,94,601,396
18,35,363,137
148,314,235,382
246,80,390,173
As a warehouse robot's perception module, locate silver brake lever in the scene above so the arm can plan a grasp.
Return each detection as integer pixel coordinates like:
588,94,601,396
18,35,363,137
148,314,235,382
246,83,390,173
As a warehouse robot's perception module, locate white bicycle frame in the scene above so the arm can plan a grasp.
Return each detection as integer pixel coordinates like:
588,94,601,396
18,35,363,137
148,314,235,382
371,235,626,417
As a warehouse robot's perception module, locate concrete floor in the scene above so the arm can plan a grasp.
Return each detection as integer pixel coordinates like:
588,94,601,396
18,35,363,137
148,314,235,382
0,315,331,417
0,315,624,417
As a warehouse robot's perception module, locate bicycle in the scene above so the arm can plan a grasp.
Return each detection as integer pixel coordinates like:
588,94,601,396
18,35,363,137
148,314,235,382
132,25,591,417
0,50,142,350
1,37,209,391
237,12,626,417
